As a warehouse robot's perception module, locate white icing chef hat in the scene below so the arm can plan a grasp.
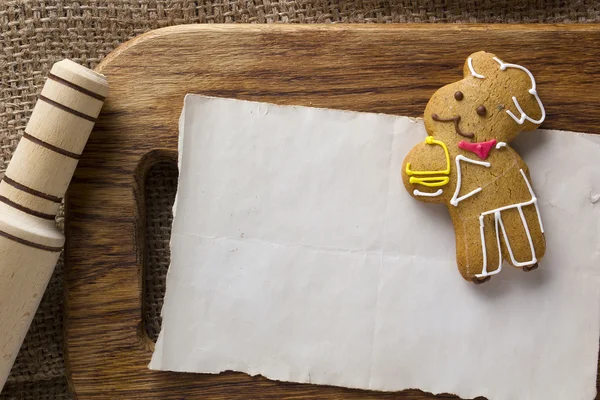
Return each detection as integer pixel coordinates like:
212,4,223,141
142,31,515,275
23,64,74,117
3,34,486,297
467,56,546,126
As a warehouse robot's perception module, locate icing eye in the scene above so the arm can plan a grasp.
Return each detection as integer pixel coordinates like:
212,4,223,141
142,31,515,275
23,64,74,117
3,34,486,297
454,91,464,101
476,105,487,116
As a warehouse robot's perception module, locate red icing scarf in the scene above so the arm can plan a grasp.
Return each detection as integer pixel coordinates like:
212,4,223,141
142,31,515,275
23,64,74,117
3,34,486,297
457,139,497,160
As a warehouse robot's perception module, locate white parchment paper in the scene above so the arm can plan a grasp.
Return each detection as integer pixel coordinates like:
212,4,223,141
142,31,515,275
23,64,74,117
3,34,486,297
150,95,600,400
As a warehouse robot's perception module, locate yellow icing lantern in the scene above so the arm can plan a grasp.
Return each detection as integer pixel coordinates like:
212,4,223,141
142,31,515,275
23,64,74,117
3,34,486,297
405,136,450,187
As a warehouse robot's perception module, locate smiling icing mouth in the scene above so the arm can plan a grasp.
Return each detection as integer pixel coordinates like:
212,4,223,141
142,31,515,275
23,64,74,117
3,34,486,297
431,114,475,139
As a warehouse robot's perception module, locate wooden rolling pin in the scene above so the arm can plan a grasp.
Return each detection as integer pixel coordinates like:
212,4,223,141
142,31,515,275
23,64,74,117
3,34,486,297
0,60,108,390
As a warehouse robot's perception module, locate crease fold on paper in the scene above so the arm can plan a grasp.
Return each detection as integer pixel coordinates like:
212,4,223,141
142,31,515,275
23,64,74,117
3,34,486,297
150,95,600,400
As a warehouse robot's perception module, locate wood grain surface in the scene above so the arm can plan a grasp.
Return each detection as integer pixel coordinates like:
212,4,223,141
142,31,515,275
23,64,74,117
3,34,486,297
64,24,600,399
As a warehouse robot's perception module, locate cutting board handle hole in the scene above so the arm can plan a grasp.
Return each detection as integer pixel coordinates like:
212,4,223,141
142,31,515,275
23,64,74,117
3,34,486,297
134,149,178,344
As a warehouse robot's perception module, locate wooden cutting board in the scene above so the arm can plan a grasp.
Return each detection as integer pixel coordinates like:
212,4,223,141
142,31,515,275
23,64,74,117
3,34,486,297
64,24,600,399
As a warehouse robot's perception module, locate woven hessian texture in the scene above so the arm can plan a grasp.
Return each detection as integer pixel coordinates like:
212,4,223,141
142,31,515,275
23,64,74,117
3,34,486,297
144,162,178,342
1,1,599,398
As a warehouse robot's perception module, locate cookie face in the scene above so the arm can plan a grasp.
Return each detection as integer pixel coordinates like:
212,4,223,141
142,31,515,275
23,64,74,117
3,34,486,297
424,51,545,146
402,51,546,284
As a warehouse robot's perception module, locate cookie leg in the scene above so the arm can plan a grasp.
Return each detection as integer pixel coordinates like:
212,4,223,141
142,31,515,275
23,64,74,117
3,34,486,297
522,203,546,265
454,215,502,283
497,204,545,270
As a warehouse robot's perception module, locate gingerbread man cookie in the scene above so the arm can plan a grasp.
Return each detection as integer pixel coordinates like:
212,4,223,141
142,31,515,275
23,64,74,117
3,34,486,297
402,51,546,284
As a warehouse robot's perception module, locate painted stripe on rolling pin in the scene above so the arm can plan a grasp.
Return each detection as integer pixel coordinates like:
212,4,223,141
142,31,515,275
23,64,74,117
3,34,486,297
0,195,56,220
1,176,62,203
22,133,81,160
38,94,97,122
47,73,107,101
0,229,63,252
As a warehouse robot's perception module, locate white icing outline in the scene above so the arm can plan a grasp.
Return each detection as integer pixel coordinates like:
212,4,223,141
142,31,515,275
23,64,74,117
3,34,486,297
450,155,491,207
414,189,443,197
492,57,546,125
477,212,503,278
468,57,485,79
475,169,544,278
495,141,507,149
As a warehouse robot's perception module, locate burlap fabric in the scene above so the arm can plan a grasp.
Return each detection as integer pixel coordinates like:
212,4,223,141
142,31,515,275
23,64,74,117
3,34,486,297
1,1,599,398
